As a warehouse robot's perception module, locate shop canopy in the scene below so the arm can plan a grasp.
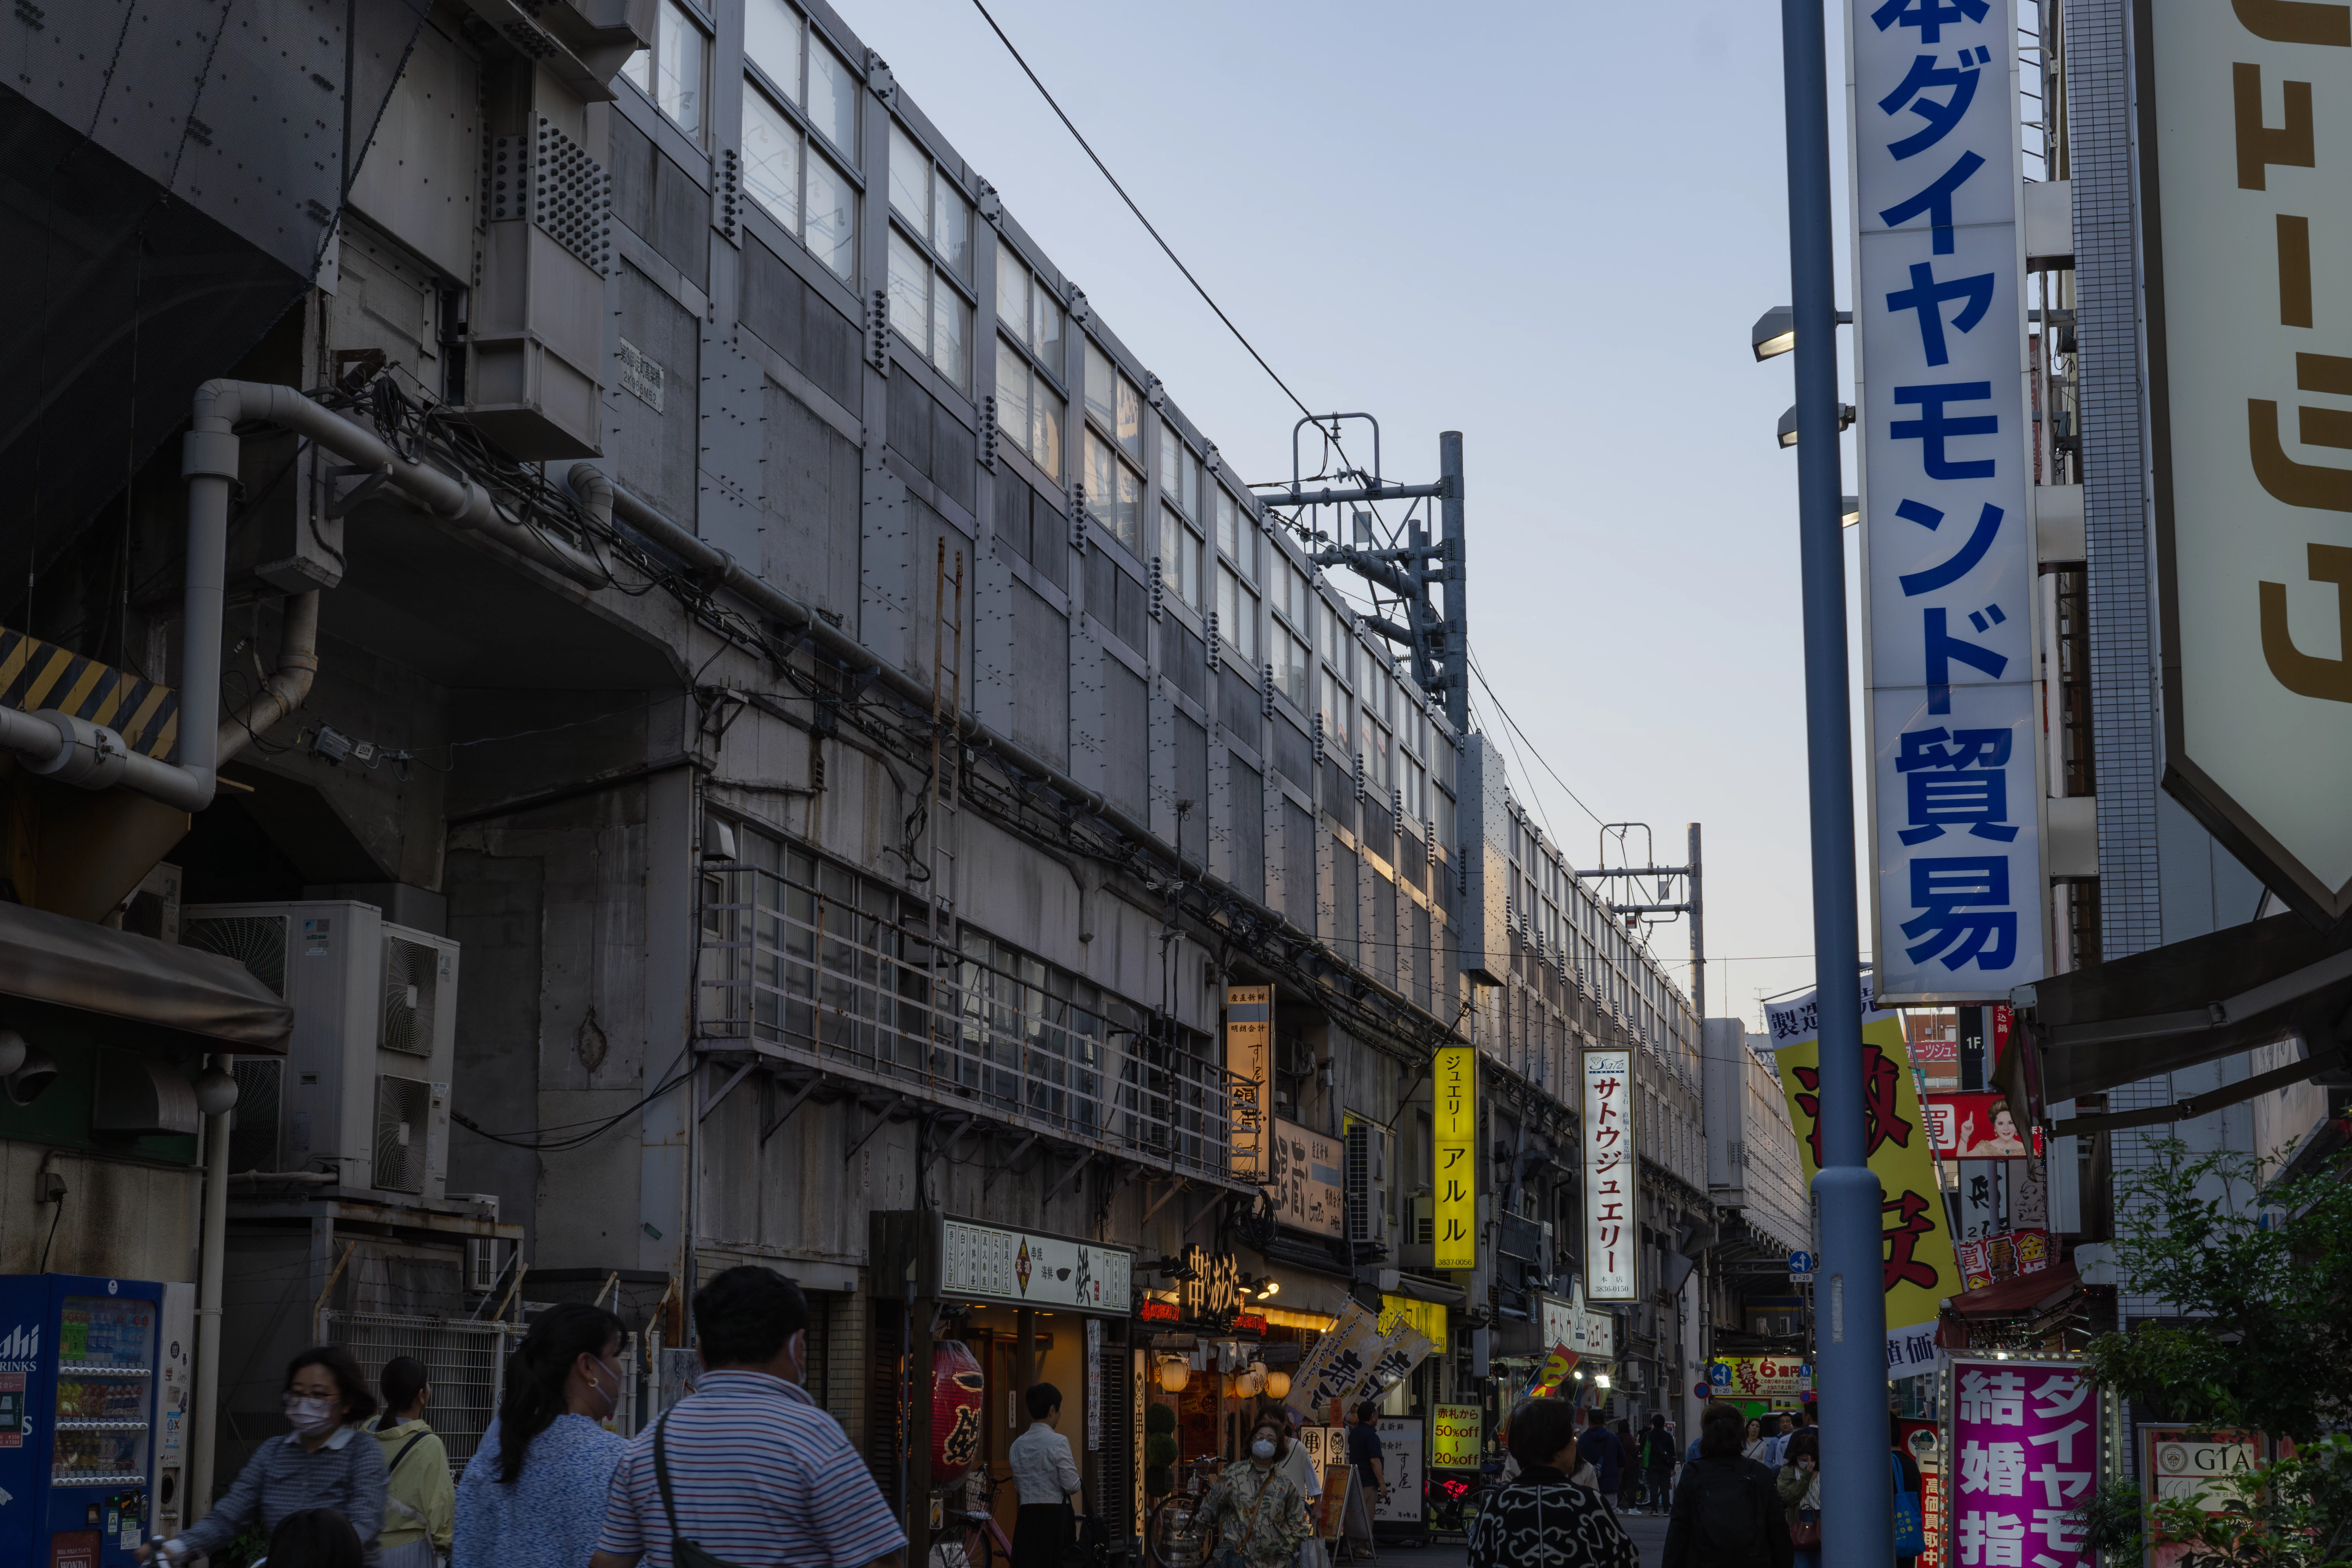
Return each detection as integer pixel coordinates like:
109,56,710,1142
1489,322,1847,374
0,899,292,1050
2014,912,2352,1131
1942,1261,2083,1320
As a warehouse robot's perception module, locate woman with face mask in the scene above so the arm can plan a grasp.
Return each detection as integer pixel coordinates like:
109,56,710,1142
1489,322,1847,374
452,1301,629,1568
140,1345,388,1564
1190,1414,1313,1568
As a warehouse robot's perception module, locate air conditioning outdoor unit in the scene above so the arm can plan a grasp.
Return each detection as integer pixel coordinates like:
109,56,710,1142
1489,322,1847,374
1345,1119,1391,1254
182,900,459,1205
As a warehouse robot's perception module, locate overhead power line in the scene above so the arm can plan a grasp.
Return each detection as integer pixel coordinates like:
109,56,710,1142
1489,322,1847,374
965,0,1314,421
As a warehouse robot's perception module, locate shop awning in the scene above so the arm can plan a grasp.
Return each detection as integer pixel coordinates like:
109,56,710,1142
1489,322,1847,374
0,900,292,1051
1245,1256,1353,1320
1942,1262,2082,1319
1380,1270,1466,1309
2014,913,2352,1108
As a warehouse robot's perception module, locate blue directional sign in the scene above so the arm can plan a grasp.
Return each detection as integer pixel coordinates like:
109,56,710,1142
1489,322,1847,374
1787,1250,1815,1275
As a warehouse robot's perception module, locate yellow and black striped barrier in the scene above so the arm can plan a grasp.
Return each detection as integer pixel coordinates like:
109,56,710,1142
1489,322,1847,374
0,626,180,762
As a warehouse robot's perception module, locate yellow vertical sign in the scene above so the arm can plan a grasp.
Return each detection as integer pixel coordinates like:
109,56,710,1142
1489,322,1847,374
1433,1045,1476,1269
1225,985,1272,1181
1769,986,1961,1379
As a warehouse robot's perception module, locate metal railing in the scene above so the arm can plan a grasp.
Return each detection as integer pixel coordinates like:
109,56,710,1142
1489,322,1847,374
697,862,1243,1183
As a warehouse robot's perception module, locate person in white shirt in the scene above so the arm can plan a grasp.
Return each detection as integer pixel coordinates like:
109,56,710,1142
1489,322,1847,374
1007,1382,1083,1568
1274,1406,1324,1568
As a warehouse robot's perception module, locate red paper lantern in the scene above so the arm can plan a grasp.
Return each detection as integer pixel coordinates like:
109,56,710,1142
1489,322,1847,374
932,1340,985,1481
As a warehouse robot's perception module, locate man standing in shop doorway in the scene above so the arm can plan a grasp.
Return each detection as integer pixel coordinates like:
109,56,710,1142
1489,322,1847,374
1342,1402,1384,1561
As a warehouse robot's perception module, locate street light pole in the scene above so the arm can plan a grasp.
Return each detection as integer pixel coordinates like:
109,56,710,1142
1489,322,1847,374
1777,4,1891,1568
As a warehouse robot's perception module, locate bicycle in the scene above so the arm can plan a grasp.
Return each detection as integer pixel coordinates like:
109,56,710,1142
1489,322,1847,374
931,1472,1015,1568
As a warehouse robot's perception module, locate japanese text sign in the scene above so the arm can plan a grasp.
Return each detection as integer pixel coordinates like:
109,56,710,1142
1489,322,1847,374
1949,1359,2100,1568
1902,1417,1946,1568
1771,985,1960,1376
1293,1301,1386,1417
1269,1118,1345,1238
1929,1091,2031,1157
1711,1356,1806,1400
1431,1405,1483,1468
2143,1,2352,920
1226,986,1271,1181
1434,1046,1477,1269
1851,0,2047,1000
1379,1293,1450,1356
1582,1049,1637,1301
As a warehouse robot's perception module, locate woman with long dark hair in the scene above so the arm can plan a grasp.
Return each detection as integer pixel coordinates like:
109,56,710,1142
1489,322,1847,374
451,1301,628,1568
1777,1430,1824,1568
373,1356,453,1568
140,1346,387,1564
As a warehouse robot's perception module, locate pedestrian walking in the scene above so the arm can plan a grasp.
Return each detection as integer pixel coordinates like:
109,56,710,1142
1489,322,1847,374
590,1266,904,1568
1762,1413,1794,1469
452,1301,630,1568
1615,1421,1641,1513
372,1357,454,1568
265,1508,370,1568
1341,1401,1384,1558
1741,1420,1773,1467
1007,1381,1082,1568
1466,1399,1637,1568
1272,1406,1326,1568
1775,1430,1823,1568
1661,1401,1792,1568
1640,1416,1677,1512
142,1345,388,1565
1575,1416,1623,1517
1192,1413,1314,1568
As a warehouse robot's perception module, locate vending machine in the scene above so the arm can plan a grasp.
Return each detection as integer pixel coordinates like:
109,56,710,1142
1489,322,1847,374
0,1274,169,1567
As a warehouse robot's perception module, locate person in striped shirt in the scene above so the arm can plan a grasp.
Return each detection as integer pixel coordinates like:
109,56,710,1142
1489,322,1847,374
592,1266,906,1568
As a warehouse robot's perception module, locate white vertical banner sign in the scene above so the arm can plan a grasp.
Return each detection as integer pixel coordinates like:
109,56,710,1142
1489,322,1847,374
1851,0,2048,1002
1581,1049,1637,1301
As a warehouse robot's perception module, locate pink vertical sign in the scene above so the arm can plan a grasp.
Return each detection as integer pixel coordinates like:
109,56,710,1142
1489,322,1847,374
1949,1359,2098,1568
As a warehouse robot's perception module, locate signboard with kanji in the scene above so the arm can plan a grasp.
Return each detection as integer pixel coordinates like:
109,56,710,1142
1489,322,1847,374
1849,0,2049,1000
2142,1,2352,921
1582,1049,1637,1301
1768,982,1960,1377
1268,1118,1344,1237
1434,1045,1477,1269
1225,986,1271,1180
1946,1359,2100,1568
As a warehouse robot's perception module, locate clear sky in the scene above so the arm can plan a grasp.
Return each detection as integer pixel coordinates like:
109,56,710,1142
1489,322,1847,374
867,0,1871,1024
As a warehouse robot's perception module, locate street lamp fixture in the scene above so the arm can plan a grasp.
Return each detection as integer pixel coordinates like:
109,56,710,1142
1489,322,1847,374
1777,403,1856,449
1592,1373,1613,1390
1752,305,1855,362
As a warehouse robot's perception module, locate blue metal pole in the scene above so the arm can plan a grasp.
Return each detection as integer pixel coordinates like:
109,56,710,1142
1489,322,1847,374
1778,3,1891,1567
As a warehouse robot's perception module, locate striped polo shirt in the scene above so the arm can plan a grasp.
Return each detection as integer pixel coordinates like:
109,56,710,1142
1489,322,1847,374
597,1369,906,1568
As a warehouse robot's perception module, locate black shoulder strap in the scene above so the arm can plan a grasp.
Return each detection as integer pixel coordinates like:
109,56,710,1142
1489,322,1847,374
388,1432,430,1477
654,1411,683,1541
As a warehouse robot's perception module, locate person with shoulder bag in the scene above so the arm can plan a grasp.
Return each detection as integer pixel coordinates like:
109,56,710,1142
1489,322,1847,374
1775,1431,1822,1568
372,1357,454,1568
1890,1413,1926,1568
1662,1402,1792,1568
1191,1414,1312,1568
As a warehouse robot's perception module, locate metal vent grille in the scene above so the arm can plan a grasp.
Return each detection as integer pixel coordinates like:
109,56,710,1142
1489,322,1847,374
229,1059,283,1174
485,116,612,273
183,914,290,996
381,937,440,1056
373,1074,432,1193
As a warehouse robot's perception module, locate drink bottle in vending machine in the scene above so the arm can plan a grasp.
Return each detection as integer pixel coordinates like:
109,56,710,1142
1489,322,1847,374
0,1274,172,1568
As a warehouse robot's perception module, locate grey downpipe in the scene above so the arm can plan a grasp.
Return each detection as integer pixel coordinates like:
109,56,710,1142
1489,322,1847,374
190,1050,232,1527
1,381,606,814
565,465,1201,881
216,589,320,766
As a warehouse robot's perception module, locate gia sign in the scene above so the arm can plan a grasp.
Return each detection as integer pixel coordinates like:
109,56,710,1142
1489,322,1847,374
2141,0,2352,920
1851,0,2047,1001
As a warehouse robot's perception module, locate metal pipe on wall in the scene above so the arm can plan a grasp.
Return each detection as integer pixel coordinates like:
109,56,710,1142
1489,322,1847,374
1778,4,1892,1567
190,1051,233,1522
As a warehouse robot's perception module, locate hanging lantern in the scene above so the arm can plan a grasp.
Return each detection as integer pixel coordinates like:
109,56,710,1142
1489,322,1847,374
1158,1357,1191,1393
1263,1370,1291,1400
931,1340,986,1481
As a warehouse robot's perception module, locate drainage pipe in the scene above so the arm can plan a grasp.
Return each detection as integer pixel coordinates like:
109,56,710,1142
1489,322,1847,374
0,381,606,814
217,589,320,766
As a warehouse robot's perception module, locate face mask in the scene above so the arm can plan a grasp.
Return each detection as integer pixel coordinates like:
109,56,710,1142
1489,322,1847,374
1252,1439,1277,1461
285,1395,339,1437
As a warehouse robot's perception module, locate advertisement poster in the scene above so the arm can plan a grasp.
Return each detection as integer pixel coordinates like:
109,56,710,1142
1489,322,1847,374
1379,1294,1450,1356
1582,1049,1637,1300
1316,1467,1353,1543
1929,1092,2031,1157
1431,1404,1483,1468
1294,1301,1387,1418
1768,982,1961,1376
1949,1359,2098,1568
1900,1416,1945,1568
1709,1356,1806,1401
2139,1427,2263,1568
1433,1045,1477,1269
1226,986,1271,1180
1371,1417,1424,1523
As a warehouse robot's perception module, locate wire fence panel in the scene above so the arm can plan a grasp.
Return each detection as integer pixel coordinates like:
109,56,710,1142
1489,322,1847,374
323,1312,641,1474
697,859,1244,1184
